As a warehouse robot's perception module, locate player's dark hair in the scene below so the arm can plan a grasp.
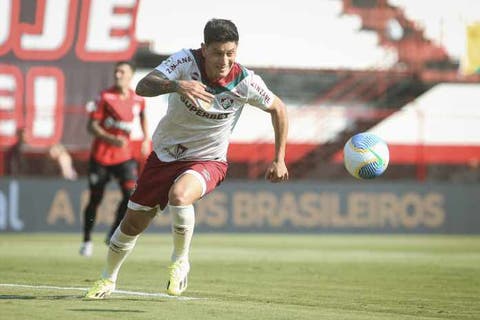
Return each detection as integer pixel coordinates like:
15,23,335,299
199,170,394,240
204,19,239,45
115,61,136,72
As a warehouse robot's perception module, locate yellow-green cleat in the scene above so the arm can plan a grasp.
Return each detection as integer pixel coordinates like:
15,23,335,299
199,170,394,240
166,259,190,296
84,279,115,299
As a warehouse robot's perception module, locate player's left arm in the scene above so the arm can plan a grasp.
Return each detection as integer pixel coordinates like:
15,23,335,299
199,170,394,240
264,95,289,183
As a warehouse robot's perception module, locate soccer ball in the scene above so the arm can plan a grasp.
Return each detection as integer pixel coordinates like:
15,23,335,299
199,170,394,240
343,132,389,179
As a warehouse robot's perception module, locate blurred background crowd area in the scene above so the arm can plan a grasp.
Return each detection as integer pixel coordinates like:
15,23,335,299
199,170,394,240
1,0,479,182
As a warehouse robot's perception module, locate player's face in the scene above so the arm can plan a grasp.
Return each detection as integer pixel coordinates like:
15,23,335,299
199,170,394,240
202,41,237,81
114,64,133,90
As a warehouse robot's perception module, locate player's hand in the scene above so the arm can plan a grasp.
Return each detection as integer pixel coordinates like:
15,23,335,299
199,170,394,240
176,80,214,109
107,135,127,147
265,159,289,183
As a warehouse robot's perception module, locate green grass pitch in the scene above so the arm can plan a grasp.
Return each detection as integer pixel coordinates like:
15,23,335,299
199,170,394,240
0,233,479,319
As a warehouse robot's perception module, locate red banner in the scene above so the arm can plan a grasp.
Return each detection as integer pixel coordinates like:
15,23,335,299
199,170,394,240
0,0,140,148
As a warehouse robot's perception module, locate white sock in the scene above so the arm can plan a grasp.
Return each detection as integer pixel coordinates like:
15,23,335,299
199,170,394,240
169,204,195,263
102,227,138,282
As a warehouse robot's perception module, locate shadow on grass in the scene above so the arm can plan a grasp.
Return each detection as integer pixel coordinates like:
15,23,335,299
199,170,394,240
0,295,36,300
68,308,146,313
0,294,171,304
0,294,84,300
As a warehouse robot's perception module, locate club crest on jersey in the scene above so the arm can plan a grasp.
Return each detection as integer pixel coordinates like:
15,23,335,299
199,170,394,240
220,97,234,110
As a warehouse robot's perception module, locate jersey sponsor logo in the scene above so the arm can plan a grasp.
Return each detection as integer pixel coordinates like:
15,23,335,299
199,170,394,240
179,95,230,120
164,56,193,75
104,116,133,133
220,97,234,110
250,81,272,105
198,99,214,111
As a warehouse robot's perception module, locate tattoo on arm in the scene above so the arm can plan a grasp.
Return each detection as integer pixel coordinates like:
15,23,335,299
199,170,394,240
136,70,178,97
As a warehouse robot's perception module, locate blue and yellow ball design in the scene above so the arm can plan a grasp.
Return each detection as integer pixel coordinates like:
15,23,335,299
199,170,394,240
343,132,389,179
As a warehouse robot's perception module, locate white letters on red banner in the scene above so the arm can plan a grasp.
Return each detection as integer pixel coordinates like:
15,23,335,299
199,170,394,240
0,0,140,148
13,0,78,60
76,0,139,61
25,67,64,147
0,65,23,146
0,0,18,56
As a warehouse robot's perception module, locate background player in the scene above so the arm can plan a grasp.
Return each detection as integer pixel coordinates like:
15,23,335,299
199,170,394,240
85,19,288,298
80,61,151,257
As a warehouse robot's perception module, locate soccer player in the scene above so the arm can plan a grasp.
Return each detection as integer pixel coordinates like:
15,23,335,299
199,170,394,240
79,61,151,257
85,19,288,298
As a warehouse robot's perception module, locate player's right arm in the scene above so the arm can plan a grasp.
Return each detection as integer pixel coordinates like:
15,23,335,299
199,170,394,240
135,70,213,108
87,95,126,147
135,69,178,97
136,50,213,107
87,119,127,147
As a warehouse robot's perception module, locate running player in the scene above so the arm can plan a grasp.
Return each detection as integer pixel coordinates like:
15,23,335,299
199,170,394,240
85,19,288,298
79,61,151,257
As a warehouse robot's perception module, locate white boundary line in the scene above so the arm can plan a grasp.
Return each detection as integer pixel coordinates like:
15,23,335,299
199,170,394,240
0,283,202,301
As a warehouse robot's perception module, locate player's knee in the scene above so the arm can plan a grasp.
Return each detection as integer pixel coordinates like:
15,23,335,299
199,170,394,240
119,209,153,236
120,219,143,236
168,186,191,206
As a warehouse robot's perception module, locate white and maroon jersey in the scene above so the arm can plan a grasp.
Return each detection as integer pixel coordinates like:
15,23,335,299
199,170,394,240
152,48,275,162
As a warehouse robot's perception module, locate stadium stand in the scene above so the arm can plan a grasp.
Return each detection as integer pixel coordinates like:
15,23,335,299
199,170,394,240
2,0,479,182
343,0,451,69
136,0,398,70
389,0,480,60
